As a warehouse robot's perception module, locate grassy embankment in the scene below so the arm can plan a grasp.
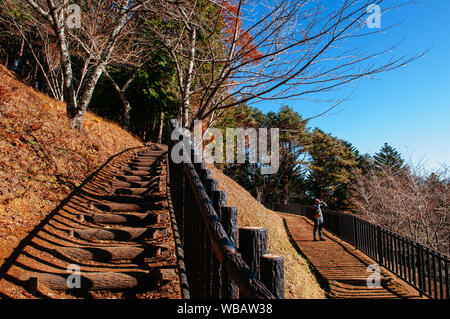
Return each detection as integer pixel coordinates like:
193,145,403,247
210,166,326,299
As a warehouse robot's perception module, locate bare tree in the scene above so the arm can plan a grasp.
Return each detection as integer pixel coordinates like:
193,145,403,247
349,164,449,255
3,0,424,130
0,0,64,99
144,0,424,129
102,69,136,128
74,15,150,129
7,0,151,129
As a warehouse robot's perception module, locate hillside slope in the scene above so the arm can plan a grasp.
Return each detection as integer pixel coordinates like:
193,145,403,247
0,65,324,299
210,166,326,299
0,65,142,267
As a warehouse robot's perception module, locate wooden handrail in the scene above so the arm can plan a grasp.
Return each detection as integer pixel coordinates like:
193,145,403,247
167,119,278,299
183,160,274,299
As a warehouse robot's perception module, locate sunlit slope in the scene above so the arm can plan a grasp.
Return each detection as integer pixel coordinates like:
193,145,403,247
0,65,142,266
210,165,325,299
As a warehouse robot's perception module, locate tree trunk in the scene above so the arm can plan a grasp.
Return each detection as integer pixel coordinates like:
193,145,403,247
18,38,24,58
103,70,134,129
73,63,107,129
283,173,288,205
123,101,131,128
178,105,183,127
157,111,165,144
50,10,78,125
182,27,196,128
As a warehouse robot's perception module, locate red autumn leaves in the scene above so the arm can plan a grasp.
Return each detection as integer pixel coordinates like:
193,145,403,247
220,0,262,64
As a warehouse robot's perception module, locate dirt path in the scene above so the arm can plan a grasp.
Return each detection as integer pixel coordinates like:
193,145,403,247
279,213,425,299
0,145,181,299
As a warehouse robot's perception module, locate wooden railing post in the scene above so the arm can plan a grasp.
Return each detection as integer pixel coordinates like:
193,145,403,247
438,252,444,299
426,248,432,297
212,190,227,217
407,239,412,283
204,169,222,298
183,170,194,296
432,250,438,298
376,226,382,264
238,227,268,280
211,189,227,298
190,178,200,297
179,161,185,244
167,119,276,300
444,255,449,299
419,243,425,295
197,163,212,298
165,153,190,299
416,243,423,295
221,206,238,299
261,254,284,299
401,238,407,281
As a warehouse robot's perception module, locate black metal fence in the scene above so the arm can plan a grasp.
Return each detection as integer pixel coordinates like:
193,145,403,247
167,120,284,299
271,203,449,299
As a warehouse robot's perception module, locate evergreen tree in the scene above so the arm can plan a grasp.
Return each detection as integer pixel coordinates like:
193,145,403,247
214,105,309,205
267,106,309,204
90,50,179,141
373,143,409,175
307,129,359,208
342,140,374,174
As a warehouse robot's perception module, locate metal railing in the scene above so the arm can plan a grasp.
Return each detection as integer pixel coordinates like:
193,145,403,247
271,203,449,299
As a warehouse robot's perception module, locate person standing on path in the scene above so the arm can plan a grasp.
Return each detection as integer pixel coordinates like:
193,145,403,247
313,199,327,241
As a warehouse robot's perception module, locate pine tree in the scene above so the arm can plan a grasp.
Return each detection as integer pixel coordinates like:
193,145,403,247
307,129,358,207
373,143,409,175
268,106,309,204
215,105,309,205
342,140,374,174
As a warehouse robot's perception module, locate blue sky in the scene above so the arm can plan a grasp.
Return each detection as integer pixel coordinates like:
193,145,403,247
256,0,449,173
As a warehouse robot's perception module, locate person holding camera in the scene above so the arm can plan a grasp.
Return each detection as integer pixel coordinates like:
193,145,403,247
313,198,327,241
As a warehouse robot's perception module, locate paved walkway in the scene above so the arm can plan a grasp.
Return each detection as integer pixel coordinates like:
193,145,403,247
279,213,425,299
